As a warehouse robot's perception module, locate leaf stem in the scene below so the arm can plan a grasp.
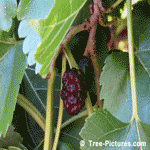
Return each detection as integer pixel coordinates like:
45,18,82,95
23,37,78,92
17,93,45,132
52,54,66,150
43,68,56,150
127,0,138,120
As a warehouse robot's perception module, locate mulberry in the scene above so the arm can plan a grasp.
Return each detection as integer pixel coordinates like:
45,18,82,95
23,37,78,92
61,68,87,115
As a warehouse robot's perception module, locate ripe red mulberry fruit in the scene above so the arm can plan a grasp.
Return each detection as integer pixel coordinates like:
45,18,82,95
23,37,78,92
62,68,87,93
61,68,87,115
61,89,86,116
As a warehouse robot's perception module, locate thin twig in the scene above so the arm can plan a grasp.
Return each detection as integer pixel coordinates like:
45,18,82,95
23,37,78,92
83,0,115,108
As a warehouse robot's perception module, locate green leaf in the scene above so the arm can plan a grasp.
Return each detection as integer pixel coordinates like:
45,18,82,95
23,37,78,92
100,46,150,125
17,0,54,20
0,30,13,43
80,109,150,150
0,42,26,137
71,0,92,26
0,42,14,60
0,28,16,59
34,0,87,76
0,0,17,31
99,3,150,124
99,50,132,123
133,23,150,126
58,116,87,150
134,18,150,75
99,0,150,124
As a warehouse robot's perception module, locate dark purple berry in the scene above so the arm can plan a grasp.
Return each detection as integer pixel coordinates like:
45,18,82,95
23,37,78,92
61,88,67,100
62,92,85,116
62,68,86,91
61,68,87,115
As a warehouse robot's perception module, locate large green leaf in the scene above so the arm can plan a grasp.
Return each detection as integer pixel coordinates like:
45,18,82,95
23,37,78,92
58,116,87,150
0,42,14,60
0,28,16,59
17,0,54,20
0,30,13,43
0,42,26,137
34,0,87,76
71,0,92,26
80,109,150,150
99,2,150,124
99,50,132,123
99,50,150,124
134,23,150,126
0,0,17,31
